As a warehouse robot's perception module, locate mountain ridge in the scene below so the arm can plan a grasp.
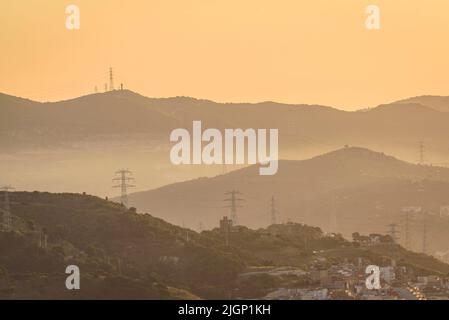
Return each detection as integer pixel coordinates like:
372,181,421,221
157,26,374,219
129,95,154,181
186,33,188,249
7,89,449,113
122,146,449,255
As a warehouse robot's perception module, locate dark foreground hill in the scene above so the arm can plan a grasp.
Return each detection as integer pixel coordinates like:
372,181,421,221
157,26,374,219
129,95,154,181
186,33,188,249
1,191,449,299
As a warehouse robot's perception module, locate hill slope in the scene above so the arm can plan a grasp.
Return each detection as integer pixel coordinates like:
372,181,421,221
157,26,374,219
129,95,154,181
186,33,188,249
125,147,449,253
2,90,449,160
3,90,449,197
2,191,449,299
394,95,449,112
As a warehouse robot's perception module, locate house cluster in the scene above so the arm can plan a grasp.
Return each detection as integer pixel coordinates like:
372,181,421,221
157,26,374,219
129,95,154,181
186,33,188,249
263,255,449,300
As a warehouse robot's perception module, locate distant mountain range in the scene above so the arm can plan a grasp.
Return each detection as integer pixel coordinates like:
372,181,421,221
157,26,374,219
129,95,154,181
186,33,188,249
2,90,449,163
2,90,449,254
124,147,449,254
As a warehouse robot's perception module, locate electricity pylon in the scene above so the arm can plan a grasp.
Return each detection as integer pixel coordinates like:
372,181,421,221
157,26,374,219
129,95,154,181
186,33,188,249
422,218,428,254
224,190,243,226
403,210,412,250
113,169,135,208
109,67,114,91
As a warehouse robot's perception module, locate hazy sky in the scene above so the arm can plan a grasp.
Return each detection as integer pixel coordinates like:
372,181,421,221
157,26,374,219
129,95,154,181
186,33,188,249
0,0,448,110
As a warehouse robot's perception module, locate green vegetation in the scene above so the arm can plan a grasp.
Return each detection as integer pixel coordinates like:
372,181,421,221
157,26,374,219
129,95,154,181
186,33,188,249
1,191,448,299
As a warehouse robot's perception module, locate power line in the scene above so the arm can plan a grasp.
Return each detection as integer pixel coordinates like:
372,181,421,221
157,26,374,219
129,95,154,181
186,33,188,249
224,190,243,226
112,169,135,208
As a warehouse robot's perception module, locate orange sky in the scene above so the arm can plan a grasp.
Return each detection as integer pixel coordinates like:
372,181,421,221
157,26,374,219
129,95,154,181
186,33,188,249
0,0,448,110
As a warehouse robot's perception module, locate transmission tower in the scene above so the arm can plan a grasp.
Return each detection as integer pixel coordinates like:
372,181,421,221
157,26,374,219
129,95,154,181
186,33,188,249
112,169,135,208
109,67,114,91
270,196,278,225
422,218,428,254
387,223,399,244
224,190,243,226
403,211,412,250
1,185,14,231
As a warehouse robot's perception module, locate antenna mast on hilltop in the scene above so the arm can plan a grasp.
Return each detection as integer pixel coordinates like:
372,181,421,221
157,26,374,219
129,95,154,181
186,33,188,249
113,169,135,208
109,67,114,91
1,185,14,231
224,190,243,226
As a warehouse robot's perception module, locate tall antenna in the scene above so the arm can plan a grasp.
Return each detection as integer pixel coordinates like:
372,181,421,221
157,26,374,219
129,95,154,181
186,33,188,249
224,190,243,226
109,67,114,91
1,185,14,231
418,141,425,164
270,196,278,225
112,169,135,208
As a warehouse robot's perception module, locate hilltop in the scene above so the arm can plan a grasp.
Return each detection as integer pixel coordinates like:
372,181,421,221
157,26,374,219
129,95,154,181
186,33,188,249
2,89,449,160
394,95,449,113
3,89,449,196
124,147,449,254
